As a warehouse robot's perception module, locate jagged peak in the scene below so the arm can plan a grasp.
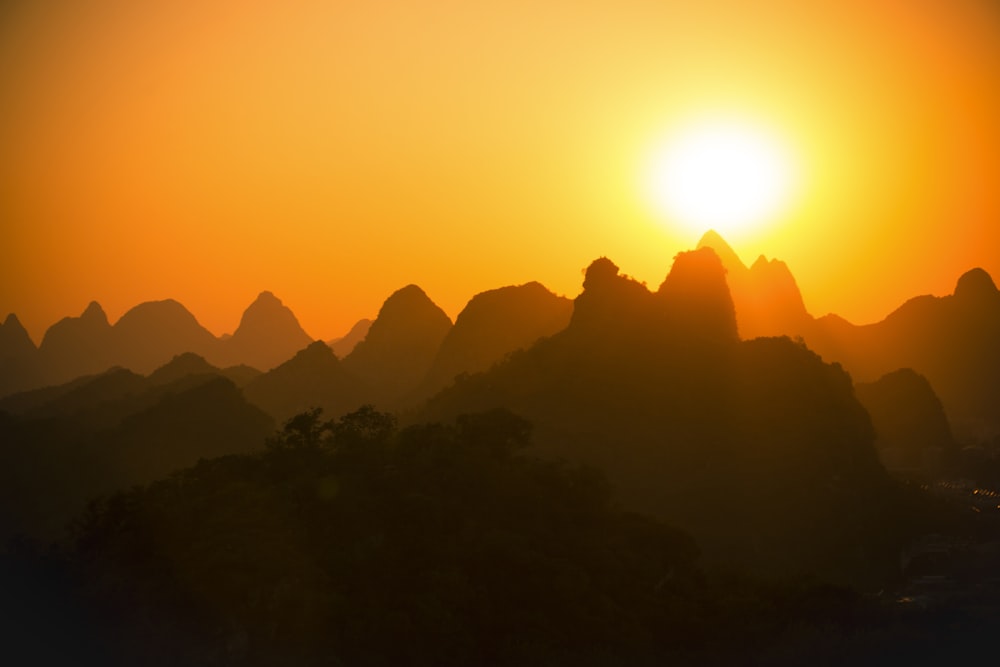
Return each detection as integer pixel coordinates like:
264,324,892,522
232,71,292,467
658,246,730,292
657,246,739,342
234,291,311,338
81,300,108,323
253,290,280,304
696,230,747,274
3,313,25,329
148,352,218,382
0,312,35,350
383,284,433,306
582,257,623,291
954,268,998,301
374,284,451,325
296,339,336,358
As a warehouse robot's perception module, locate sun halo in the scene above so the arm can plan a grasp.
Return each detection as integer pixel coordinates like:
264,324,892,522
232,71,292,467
644,118,798,239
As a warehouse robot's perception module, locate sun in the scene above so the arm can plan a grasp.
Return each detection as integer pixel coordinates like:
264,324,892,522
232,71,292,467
645,118,797,237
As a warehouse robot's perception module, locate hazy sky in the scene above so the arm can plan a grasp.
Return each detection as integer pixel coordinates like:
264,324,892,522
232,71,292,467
3,0,999,343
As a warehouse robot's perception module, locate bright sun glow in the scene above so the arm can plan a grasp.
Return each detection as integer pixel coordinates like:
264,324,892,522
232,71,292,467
646,119,797,237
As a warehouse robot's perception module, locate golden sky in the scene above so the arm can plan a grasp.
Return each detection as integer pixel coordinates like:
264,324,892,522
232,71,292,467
2,0,999,343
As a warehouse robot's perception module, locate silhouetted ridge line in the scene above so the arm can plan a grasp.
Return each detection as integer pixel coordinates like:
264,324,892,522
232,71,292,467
328,318,373,358
856,368,955,475
213,290,314,371
421,250,902,586
343,284,452,403
657,246,739,344
419,282,572,399
244,340,371,422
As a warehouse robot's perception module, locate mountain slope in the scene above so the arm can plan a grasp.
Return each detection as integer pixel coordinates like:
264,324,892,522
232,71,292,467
420,282,572,397
37,301,115,386
855,368,955,474
111,299,218,374
0,314,40,397
243,341,371,423
328,318,372,358
422,250,901,586
697,230,811,339
808,268,1000,440
0,372,273,541
343,285,452,404
213,291,314,371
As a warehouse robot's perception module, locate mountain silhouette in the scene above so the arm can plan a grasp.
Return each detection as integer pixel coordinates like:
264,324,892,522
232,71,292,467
419,282,572,397
343,285,452,404
855,368,955,474
243,341,371,423
147,352,261,388
111,299,218,374
212,291,314,371
657,245,739,345
0,372,273,541
423,250,903,585
37,301,115,386
807,267,1000,441
0,291,319,399
0,313,36,362
328,318,372,358
698,231,1000,442
0,314,40,397
697,230,811,339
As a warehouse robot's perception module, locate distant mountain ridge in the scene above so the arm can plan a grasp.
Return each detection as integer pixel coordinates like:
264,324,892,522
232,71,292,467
213,291,314,370
698,230,1000,441
4,233,998,441
1,292,316,396
419,282,572,398
697,230,811,339
342,285,453,404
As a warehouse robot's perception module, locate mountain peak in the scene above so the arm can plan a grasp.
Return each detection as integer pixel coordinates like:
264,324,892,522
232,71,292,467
148,353,219,385
233,291,310,340
696,230,747,274
3,313,25,330
253,290,279,304
954,268,998,301
570,257,653,337
0,312,37,360
343,285,452,401
582,257,622,292
217,292,314,371
81,301,109,324
657,247,739,343
381,284,436,309
111,299,217,374
328,319,373,358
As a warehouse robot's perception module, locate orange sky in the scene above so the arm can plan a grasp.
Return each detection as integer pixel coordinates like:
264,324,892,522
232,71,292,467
2,0,999,343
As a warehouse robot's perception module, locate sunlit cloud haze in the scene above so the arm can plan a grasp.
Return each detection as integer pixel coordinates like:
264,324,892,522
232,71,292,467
2,0,999,341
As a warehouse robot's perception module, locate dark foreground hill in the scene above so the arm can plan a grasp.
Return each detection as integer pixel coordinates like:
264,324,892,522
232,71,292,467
0,360,274,542
423,249,921,586
5,406,998,666
855,368,956,475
